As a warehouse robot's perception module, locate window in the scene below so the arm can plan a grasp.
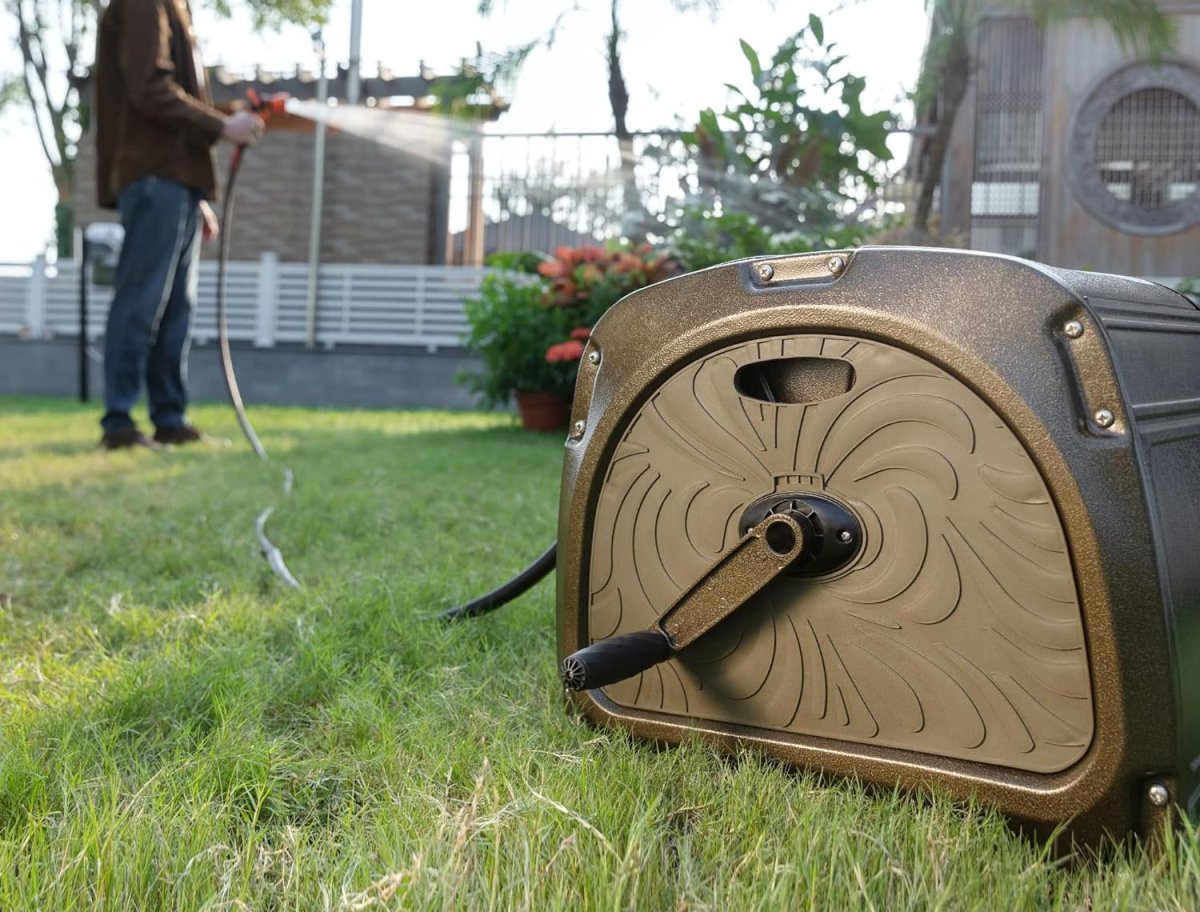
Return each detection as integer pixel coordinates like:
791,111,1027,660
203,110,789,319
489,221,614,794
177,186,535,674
1070,64,1200,235
970,16,1045,258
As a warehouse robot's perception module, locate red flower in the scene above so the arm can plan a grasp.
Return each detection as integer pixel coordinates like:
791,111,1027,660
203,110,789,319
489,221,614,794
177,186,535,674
546,340,585,363
569,327,591,341
536,244,682,311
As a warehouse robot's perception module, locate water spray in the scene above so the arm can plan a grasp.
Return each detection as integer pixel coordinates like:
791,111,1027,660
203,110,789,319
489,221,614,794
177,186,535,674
284,99,460,164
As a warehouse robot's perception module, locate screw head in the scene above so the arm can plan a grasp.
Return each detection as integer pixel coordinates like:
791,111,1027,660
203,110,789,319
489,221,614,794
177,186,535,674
838,530,853,544
755,262,775,282
1149,784,1170,807
570,419,586,439
587,350,601,365
828,255,846,276
1094,409,1115,428
1064,320,1084,339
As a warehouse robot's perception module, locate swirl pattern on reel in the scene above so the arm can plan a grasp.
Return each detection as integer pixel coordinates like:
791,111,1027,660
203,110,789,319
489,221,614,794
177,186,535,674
588,335,1093,773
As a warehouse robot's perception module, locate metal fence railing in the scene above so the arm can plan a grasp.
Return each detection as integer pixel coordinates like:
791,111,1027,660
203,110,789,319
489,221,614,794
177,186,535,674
470,131,686,256
0,257,488,351
455,130,909,259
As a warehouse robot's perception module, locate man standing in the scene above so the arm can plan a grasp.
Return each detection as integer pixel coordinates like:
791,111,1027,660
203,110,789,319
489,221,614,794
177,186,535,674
94,0,263,449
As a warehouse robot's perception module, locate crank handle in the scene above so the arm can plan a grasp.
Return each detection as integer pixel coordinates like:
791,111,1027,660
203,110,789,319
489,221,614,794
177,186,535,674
560,512,806,691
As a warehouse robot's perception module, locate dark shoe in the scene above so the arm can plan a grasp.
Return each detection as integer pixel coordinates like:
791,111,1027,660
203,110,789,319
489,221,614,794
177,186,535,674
153,424,205,446
100,427,163,451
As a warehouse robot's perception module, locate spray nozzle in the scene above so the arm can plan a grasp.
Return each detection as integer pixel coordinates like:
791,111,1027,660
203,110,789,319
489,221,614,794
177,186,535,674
245,89,290,121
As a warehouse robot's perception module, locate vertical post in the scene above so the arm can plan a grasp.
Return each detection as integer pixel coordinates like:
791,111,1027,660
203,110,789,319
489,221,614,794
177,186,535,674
340,268,350,339
347,0,363,106
255,252,279,348
465,129,485,267
26,254,47,339
426,124,452,265
415,266,426,344
304,32,329,349
79,238,90,401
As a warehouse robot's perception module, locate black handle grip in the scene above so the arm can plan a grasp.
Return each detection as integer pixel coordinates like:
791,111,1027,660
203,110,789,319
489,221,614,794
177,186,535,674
560,630,674,691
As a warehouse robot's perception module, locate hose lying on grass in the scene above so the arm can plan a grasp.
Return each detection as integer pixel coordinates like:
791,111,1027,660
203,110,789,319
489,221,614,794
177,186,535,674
437,543,556,621
216,142,302,593
217,99,559,610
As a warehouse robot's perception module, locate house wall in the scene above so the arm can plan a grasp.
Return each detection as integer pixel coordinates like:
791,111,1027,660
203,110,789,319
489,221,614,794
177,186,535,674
1039,9,1200,274
74,117,450,265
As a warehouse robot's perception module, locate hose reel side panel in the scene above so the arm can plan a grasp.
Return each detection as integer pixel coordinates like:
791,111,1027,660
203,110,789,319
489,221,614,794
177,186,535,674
586,333,1093,774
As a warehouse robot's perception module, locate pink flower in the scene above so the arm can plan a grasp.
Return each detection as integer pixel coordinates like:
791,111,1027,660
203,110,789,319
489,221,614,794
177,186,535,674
569,327,591,341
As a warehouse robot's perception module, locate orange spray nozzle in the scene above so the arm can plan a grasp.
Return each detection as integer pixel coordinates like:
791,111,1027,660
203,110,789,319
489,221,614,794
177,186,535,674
245,89,290,120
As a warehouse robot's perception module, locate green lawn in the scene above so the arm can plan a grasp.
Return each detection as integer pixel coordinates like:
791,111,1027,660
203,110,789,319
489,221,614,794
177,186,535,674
1,396,1197,910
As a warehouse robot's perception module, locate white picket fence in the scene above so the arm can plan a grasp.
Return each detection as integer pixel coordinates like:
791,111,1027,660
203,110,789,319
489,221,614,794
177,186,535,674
3,257,1190,350
0,256,488,350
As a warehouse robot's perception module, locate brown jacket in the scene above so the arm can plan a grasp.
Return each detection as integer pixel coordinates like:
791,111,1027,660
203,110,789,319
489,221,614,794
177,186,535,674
94,0,226,208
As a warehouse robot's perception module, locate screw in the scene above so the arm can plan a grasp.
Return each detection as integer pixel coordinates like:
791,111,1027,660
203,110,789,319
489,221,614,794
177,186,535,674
756,262,775,282
1064,320,1084,338
570,419,586,439
1094,409,1115,428
839,530,853,544
1149,784,1170,807
828,255,846,276
587,350,601,365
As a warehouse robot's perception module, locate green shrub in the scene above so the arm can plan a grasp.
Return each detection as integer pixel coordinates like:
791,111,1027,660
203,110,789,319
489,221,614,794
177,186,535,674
459,246,682,407
458,272,573,407
669,209,865,272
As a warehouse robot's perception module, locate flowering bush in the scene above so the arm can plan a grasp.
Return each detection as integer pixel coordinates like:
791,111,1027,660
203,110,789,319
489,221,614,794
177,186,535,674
545,340,586,363
459,273,570,407
538,245,681,326
460,245,680,408
546,327,591,365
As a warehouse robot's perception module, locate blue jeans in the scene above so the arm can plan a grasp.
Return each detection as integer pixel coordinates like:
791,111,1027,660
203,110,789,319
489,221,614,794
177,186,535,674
102,177,202,434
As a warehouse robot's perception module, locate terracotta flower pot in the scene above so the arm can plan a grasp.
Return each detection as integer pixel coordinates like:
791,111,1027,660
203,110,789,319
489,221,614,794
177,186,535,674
515,391,572,432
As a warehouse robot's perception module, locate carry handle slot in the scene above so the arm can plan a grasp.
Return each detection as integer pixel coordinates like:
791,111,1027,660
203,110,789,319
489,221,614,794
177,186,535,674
734,357,856,404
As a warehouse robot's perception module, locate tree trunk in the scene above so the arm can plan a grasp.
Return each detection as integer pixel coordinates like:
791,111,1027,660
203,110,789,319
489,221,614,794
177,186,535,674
54,162,75,258
607,0,642,240
913,33,971,235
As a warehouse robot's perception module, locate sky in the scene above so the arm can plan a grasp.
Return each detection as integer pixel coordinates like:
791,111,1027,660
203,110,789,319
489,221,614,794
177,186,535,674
0,0,927,261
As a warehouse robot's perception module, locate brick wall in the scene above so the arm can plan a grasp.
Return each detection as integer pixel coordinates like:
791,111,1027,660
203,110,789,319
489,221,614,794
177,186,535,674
74,118,449,265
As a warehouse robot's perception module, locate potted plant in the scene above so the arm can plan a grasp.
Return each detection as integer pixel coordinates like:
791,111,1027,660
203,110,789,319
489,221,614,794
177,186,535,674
524,326,592,430
460,245,680,431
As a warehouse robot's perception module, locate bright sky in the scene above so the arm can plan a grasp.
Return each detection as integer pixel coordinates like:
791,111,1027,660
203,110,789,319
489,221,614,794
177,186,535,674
0,0,927,261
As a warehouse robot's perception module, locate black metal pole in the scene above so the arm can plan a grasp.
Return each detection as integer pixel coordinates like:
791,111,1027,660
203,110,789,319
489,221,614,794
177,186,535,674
79,235,89,403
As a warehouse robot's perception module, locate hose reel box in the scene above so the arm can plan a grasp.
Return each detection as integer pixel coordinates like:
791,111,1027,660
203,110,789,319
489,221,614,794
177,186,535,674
556,247,1200,848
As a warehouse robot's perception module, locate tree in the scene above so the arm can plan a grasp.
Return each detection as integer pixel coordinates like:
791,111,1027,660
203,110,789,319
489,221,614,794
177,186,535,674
478,0,724,238
659,16,895,271
3,0,332,255
685,16,896,234
912,0,1174,234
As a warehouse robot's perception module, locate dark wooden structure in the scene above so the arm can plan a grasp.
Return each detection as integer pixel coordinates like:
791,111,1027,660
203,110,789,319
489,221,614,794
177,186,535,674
910,3,1200,277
